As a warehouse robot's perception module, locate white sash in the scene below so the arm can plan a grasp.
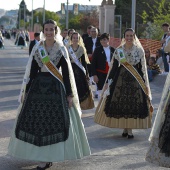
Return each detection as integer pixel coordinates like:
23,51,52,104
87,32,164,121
19,33,25,40
68,46,86,74
37,45,66,92
63,38,69,45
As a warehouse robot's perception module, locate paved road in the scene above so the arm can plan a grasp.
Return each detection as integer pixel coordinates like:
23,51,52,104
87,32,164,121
0,39,168,170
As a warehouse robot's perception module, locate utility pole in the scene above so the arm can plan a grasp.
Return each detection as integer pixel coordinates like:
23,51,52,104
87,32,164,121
131,0,136,31
19,5,21,29
43,0,45,23
66,0,69,29
31,0,33,31
24,4,26,30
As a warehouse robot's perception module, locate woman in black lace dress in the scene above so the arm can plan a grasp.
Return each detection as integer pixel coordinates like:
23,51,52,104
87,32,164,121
67,32,94,110
94,28,152,138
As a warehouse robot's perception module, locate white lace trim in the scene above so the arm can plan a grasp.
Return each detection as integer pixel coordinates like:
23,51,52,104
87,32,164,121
34,42,63,68
114,45,151,100
146,138,170,168
67,45,84,63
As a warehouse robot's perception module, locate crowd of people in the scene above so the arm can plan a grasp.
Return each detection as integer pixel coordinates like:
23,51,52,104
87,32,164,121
144,23,170,82
2,19,170,169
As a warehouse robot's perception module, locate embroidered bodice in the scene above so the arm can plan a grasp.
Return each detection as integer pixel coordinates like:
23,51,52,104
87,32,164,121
68,45,84,63
115,45,144,65
34,42,63,72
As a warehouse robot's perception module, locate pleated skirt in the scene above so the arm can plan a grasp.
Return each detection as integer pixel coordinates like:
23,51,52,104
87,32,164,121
8,105,91,162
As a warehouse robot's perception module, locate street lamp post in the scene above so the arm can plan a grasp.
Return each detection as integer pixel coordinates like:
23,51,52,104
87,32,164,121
66,0,69,29
131,0,136,31
31,0,33,31
18,5,21,29
24,4,26,30
43,0,45,23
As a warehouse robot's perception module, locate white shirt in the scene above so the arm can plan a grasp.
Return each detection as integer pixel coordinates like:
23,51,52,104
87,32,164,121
161,33,169,49
92,38,97,52
103,46,111,66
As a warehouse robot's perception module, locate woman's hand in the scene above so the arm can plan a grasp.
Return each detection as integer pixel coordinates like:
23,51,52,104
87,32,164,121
67,96,73,108
93,75,99,83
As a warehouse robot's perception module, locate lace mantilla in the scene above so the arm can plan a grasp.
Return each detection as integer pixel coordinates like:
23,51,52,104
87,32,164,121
115,45,143,65
34,42,63,68
114,44,151,100
67,45,84,62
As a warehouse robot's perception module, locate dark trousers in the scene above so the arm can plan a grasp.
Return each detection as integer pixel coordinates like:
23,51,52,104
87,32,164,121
161,49,169,72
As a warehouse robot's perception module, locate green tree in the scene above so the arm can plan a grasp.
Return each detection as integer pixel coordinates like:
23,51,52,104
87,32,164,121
33,10,60,28
141,0,170,40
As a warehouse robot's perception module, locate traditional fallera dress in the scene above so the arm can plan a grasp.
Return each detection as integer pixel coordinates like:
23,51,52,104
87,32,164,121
67,45,94,110
0,36,4,49
145,72,170,168
16,32,27,47
94,45,152,129
25,31,30,42
8,40,91,162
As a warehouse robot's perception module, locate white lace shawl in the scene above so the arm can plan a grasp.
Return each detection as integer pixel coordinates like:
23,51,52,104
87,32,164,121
114,45,152,100
149,73,170,141
18,40,82,116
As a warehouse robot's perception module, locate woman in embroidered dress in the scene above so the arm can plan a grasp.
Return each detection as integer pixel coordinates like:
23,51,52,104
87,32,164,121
67,32,94,110
0,31,4,49
145,42,170,168
8,19,91,170
16,30,27,49
25,30,30,42
94,28,152,138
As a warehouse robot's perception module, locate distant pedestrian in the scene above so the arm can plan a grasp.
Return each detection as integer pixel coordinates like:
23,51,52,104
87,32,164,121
160,23,170,72
29,32,40,55
16,31,27,49
0,31,4,49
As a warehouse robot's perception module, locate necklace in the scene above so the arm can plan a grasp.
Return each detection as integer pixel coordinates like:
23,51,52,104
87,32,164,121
71,45,79,52
46,46,53,55
124,44,133,56
45,41,55,55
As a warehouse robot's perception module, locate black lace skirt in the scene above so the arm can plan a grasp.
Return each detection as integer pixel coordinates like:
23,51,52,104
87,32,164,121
158,101,170,156
0,41,3,48
17,37,25,46
15,72,70,146
104,66,149,119
72,63,90,102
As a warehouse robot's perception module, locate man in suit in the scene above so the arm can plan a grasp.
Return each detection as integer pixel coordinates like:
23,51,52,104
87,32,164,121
29,32,40,55
84,27,101,98
91,33,115,100
82,25,93,43
61,28,68,41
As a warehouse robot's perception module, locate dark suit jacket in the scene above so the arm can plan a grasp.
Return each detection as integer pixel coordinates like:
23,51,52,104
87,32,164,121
91,46,115,76
84,37,101,55
29,39,36,55
82,33,89,43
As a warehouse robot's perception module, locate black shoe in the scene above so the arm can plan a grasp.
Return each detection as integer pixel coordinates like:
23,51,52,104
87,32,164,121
37,162,52,170
95,94,98,98
127,135,134,139
122,132,128,137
